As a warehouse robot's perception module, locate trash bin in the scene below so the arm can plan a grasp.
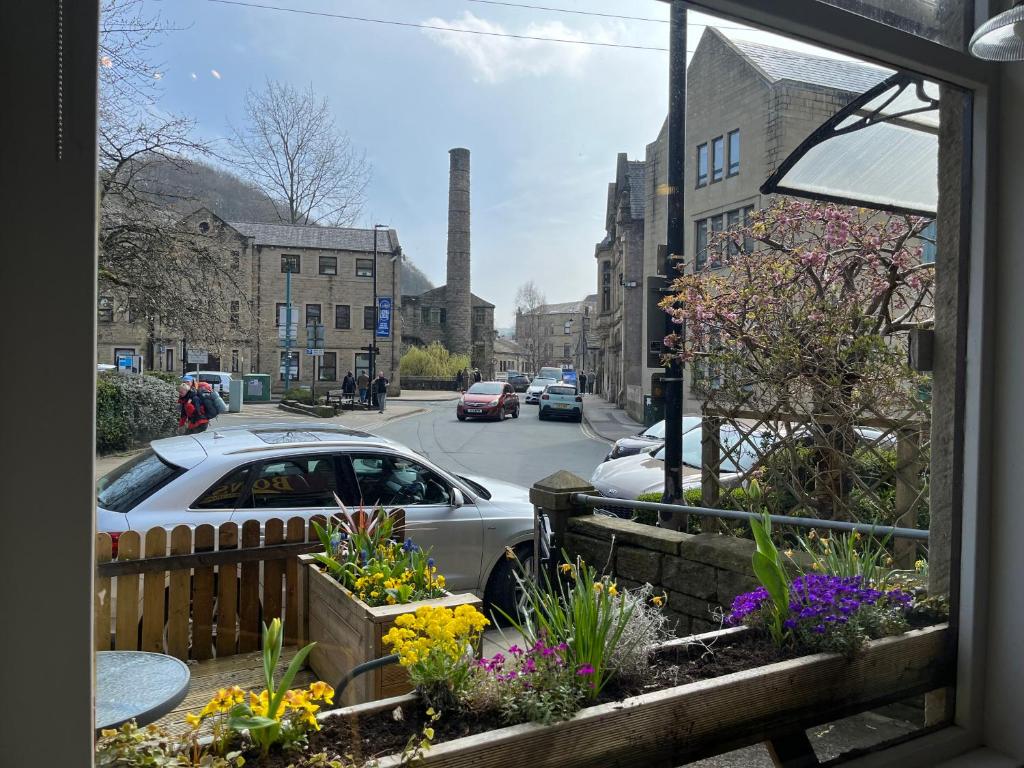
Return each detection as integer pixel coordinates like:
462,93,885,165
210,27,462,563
242,373,272,403
229,378,244,412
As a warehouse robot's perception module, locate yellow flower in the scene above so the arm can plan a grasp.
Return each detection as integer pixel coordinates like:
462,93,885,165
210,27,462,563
426,707,436,717
101,729,117,738
592,582,604,594
185,712,202,728
309,681,335,704
608,582,618,597
651,595,664,607
811,562,822,571
784,549,794,559
424,727,435,740
559,563,573,574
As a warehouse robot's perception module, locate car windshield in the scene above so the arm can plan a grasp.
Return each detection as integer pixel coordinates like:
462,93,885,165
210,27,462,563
467,382,503,395
548,386,577,396
531,378,556,387
97,449,184,513
642,421,666,439
654,428,769,473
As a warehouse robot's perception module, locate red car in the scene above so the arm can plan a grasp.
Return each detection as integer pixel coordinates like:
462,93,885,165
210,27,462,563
457,381,521,421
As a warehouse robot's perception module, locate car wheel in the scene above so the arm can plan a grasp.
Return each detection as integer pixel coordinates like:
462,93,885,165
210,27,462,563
538,409,546,420
483,543,535,625
512,406,519,419
457,413,466,421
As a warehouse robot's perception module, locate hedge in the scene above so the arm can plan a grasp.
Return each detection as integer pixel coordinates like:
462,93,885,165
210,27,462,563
96,372,179,454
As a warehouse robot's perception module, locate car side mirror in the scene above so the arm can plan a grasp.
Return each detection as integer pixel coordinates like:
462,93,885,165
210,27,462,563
451,488,465,508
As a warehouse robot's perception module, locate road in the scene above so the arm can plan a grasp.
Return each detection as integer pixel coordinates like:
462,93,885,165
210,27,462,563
373,395,611,490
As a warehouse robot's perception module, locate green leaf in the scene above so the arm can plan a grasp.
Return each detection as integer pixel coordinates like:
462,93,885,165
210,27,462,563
752,550,789,615
227,713,278,731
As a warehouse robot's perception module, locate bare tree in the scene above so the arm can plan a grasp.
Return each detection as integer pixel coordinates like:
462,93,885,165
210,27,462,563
98,0,253,360
230,80,371,226
514,281,547,374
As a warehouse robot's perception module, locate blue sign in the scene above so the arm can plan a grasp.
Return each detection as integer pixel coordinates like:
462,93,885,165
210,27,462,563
562,369,578,386
376,297,392,338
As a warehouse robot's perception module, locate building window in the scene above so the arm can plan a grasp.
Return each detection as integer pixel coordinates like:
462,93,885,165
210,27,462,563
275,302,286,326
230,300,240,329
710,215,724,267
305,304,321,326
727,130,740,176
231,349,239,373
921,220,937,264
439,308,447,326
712,136,724,182
421,307,431,325
281,254,300,273
364,305,375,330
726,209,741,258
355,352,370,380
165,348,174,373
563,344,571,358
198,221,210,234
696,143,708,187
695,219,709,271
335,304,351,329
356,258,374,277
280,351,300,382
98,296,114,323
318,351,337,381
742,205,755,253
230,250,240,270
564,320,572,335
474,307,486,325
319,255,337,275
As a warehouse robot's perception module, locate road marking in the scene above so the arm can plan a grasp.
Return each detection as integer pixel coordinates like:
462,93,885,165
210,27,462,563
579,416,612,446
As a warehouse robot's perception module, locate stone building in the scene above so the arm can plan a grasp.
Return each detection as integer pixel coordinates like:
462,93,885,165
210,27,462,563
97,207,403,394
594,154,646,418
515,296,597,376
596,28,889,422
400,149,496,378
492,337,527,376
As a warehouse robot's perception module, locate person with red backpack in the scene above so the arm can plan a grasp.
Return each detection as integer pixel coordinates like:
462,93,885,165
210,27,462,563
177,381,211,434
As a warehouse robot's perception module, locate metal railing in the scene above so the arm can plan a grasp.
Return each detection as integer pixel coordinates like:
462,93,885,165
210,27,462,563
573,493,929,541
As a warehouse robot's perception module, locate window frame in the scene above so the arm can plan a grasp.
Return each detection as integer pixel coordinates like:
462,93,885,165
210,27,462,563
279,350,300,382
319,351,337,381
711,136,725,183
696,142,709,187
319,255,338,275
281,254,300,274
355,258,374,278
363,305,376,330
305,303,322,326
727,129,740,177
98,296,114,323
335,304,351,330
695,219,709,271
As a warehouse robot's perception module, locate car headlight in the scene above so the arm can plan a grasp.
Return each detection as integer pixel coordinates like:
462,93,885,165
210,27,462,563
488,399,499,406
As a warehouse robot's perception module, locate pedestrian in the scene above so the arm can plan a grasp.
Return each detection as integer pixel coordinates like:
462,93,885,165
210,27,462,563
341,370,355,403
455,369,464,392
579,371,588,395
374,371,390,414
473,368,482,384
357,371,369,405
177,381,210,434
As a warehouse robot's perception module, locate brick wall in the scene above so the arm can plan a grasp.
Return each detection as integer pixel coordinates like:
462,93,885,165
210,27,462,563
563,515,762,636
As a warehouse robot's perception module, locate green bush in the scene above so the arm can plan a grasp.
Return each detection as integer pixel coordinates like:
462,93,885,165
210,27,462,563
282,387,313,404
145,370,181,385
96,372,179,454
400,342,471,378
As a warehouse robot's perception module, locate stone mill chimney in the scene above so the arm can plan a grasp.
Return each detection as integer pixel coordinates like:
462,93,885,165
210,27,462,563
445,148,472,357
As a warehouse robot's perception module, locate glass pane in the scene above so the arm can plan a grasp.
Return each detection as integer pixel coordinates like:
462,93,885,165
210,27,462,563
351,454,451,506
814,0,969,50
193,466,250,510
249,456,340,509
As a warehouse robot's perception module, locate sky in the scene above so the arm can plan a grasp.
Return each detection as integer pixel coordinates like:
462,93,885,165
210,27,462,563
138,0,854,326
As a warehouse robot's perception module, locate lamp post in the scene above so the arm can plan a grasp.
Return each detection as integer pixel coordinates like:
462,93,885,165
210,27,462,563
368,224,388,397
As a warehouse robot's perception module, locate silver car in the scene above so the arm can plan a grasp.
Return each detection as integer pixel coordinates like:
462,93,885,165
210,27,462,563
96,423,540,615
524,377,558,404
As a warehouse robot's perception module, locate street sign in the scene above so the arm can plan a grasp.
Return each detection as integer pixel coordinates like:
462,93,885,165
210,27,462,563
187,349,208,365
361,345,381,354
278,306,299,343
376,297,392,338
306,348,324,356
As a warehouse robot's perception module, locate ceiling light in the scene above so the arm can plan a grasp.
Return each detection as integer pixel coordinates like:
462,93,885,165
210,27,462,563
970,1,1024,60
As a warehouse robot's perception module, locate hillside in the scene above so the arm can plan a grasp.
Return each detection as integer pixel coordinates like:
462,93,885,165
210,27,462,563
135,156,435,296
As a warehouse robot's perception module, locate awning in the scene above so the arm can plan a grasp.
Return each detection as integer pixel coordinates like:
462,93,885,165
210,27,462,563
761,73,939,217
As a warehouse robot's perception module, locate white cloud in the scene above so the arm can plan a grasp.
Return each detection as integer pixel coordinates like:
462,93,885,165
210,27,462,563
421,12,606,83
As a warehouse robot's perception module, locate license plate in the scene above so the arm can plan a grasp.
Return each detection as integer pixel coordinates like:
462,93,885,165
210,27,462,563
467,408,482,413
555,403,569,409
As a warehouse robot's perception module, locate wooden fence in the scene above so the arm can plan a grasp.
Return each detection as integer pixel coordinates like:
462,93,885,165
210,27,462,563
95,517,323,662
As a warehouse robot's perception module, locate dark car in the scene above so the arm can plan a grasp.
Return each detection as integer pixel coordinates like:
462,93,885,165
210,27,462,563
604,416,702,461
507,371,531,392
457,381,521,421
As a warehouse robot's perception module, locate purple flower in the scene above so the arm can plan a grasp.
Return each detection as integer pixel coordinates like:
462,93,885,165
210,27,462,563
508,644,522,656
576,664,595,676
523,658,536,673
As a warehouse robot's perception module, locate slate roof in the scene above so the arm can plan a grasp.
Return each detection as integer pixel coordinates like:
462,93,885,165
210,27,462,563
406,285,494,309
494,337,526,355
721,32,890,94
537,299,593,315
226,221,399,253
625,161,646,219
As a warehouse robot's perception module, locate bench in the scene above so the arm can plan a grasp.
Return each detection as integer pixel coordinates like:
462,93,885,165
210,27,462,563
326,390,364,410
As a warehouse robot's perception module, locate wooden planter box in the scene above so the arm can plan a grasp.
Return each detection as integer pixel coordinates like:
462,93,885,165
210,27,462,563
300,555,483,706
317,623,951,767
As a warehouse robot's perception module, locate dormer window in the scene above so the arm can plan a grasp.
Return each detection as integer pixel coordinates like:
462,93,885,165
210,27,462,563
198,221,210,234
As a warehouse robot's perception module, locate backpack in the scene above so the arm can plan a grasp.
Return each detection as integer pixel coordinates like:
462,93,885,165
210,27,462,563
199,389,221,420
212,390,228,415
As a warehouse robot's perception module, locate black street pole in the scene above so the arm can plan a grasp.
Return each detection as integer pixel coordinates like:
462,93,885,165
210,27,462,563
370,227,378,386
661,1,687,521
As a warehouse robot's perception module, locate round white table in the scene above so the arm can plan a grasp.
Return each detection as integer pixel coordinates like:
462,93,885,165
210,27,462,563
95,651,191,733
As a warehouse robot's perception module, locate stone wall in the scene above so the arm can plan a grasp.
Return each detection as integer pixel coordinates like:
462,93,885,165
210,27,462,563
563,515,761,636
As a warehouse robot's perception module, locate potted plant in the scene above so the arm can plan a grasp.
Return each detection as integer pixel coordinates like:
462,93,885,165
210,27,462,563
301,502,482,705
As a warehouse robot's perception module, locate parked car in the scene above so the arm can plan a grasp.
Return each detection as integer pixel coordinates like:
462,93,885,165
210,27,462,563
538,383,583,422
457,381,520,421
524,377,559,404
590,423,774,510
605,416,703,461
183,370,233,395
507,372,531,392
95,423,543,616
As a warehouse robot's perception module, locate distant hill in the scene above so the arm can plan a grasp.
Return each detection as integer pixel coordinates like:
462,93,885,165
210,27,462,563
134,155,435,297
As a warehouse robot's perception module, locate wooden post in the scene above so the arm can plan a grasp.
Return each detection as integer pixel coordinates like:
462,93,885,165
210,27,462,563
894,427,924,570
702,414,723,533
529,470,595,585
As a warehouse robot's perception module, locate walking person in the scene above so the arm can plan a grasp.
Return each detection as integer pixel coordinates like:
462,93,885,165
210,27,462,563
373,371,390,414
177,381,210,434
357,371,370,405
473,368,482,384
342,371,355,405
579,371,588,396
455,369,464,393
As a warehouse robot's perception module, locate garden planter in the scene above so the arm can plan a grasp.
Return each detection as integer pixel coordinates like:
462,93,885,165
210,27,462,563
300,555,483,706
316,623,950,768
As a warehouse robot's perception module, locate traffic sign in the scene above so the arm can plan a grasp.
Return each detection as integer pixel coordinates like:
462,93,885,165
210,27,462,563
306,348,324,356
360,345,381,354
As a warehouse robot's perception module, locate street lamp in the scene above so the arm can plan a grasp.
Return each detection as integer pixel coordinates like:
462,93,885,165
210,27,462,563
368,224,388,400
